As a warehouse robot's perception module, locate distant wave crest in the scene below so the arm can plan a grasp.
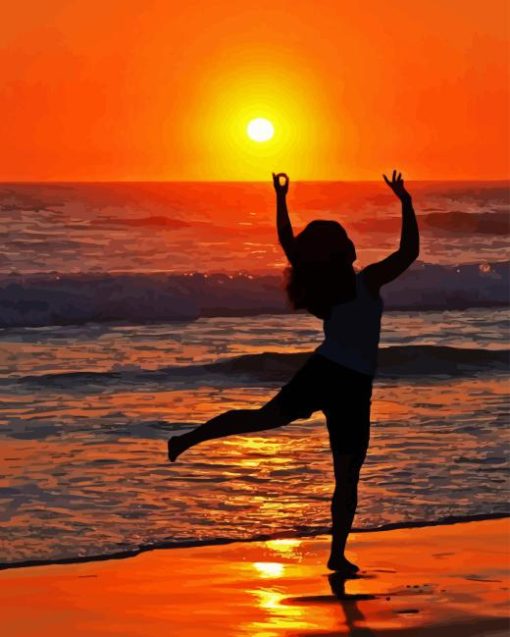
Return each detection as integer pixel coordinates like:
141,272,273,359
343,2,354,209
199,346,510,379
421,210,510,235
353,211,510,235
18,346,510,387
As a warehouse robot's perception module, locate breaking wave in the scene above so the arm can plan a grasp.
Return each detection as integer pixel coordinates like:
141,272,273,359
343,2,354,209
1,261,508,328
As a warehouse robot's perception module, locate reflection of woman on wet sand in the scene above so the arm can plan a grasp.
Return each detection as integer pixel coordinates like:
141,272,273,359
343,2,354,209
169,170,419,574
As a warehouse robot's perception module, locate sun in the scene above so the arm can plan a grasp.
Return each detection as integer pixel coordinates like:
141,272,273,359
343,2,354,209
247,118,274,142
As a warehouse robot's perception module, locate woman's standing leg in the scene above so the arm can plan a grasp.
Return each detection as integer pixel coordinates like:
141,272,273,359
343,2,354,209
168,395,293,462
326,449,367,572
324,379,372,573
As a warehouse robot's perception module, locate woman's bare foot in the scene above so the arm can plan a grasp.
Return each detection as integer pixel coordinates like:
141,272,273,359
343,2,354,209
168,435,187,462
327,555,360,574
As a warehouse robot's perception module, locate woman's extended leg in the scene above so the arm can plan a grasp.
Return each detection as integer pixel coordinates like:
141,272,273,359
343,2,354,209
168,396,293,462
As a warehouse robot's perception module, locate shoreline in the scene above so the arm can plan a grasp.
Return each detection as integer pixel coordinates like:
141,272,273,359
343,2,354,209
1,517,508,637
2,511,508,572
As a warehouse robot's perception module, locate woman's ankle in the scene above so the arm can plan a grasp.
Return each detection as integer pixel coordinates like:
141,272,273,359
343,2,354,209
329,539,347,559
327,553,359,572
168,433,193,462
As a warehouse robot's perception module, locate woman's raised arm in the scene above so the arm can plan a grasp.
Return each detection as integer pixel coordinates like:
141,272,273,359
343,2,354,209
362,170,420,293
272,172,296,264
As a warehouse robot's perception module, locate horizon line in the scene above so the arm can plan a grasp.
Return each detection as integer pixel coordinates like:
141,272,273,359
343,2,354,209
0,178,509,185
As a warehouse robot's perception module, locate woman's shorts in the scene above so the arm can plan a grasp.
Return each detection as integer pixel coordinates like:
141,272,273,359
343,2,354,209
270,353,373,457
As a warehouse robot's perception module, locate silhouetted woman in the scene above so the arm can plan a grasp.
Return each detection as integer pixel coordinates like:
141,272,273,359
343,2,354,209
168,170,419,573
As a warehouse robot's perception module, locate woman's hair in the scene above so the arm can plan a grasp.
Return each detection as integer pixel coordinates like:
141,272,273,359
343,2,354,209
285,220,356,320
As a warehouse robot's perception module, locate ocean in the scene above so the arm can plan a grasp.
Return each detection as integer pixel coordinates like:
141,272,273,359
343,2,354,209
0,180,508,567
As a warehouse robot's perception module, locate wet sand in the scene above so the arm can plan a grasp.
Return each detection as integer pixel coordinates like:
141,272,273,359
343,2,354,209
1,518,509,636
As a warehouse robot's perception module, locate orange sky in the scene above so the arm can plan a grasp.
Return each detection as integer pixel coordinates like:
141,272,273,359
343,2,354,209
1,0,509,181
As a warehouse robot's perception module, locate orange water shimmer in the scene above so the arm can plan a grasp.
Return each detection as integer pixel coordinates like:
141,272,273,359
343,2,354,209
1,370,508,564
1,519,508,636
1,1,509,180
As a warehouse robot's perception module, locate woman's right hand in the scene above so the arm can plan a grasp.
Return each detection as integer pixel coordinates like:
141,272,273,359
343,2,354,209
272,172,289,196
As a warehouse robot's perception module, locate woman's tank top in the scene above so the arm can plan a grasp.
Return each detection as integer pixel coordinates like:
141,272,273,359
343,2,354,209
316,270,384,376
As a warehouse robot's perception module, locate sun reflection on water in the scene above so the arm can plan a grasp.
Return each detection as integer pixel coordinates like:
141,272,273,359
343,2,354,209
253,562,285,578
247,587,310,637
265,539,302,559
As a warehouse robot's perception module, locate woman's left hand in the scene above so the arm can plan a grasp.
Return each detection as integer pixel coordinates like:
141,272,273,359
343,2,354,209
383,170,411,201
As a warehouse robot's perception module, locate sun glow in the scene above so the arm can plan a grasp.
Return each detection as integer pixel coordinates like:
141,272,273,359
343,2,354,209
247,118,274,142
193,59,329,179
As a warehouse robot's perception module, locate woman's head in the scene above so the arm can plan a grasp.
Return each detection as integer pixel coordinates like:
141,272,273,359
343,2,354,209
293,220,356,265
286,220,357,320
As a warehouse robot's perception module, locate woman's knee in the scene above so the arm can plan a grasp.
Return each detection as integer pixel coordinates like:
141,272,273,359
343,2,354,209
258,401,292,428
332,452,365,484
